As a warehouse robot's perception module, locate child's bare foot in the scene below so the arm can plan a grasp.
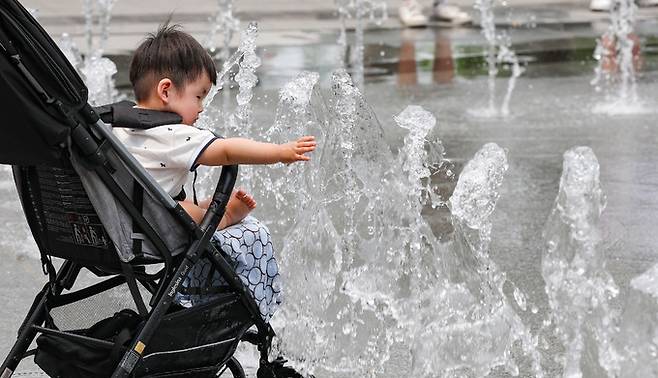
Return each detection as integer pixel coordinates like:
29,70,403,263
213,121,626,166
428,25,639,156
220,189,257,229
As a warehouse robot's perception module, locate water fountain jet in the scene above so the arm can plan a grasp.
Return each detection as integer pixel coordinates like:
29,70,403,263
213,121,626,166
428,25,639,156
471,0,524,118
591,0,647,114
615,263,658,377
335,0,388,88
205,0,240,61
75,0,122,106
541,146,621,377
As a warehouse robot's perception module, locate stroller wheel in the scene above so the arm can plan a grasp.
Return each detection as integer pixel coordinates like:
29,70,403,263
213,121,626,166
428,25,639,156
257,357,307,378
225,357,246,377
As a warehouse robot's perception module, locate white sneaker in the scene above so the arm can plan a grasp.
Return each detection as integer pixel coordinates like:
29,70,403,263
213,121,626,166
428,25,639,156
399,0,429,27
433,4,472,25
590,0,612,11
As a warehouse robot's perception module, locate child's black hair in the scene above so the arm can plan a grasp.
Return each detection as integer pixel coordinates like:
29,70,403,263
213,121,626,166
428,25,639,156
130,22,217,102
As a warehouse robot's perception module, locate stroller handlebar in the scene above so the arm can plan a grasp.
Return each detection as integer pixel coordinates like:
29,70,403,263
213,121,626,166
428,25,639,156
215,164,239,198
199,164,239,233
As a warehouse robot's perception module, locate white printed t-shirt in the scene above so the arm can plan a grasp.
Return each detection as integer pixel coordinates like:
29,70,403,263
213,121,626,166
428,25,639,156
113,124,218,197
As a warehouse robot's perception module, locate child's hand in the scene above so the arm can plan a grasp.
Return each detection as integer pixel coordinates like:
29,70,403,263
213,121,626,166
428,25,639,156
279,136,316,164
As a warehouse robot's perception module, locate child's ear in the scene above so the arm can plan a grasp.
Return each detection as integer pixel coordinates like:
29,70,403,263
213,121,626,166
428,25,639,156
157,78,173,104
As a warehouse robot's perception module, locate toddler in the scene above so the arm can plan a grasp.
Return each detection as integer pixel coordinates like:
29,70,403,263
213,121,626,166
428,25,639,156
114,23,315,321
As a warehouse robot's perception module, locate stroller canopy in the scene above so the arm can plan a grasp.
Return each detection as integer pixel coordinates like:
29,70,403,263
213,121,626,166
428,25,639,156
0,0,88,166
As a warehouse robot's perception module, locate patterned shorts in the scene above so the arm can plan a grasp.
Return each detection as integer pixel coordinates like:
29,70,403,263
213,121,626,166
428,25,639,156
176,216,282,322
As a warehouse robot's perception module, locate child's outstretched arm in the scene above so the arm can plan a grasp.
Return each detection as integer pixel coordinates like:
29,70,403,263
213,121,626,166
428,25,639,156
196,136,316,166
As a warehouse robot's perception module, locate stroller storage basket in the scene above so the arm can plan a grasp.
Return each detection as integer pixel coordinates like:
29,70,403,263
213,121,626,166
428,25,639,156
35,292,251,378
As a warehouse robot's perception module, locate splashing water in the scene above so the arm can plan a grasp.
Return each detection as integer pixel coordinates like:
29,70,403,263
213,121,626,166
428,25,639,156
194,23,261,194
449,144,507,230
541,147,621,377
81,55,121,106
277,72,321,116
265,71,321,145
335,0,388,87
197,22,260,135
253,75,541,376
205,0,240,61
82,0,116,58
234,22,261,126
57,1,122,106
433,143,543,377
270,73,372,371
270,71,405,376
591,0,647,114
189,66,547,376
191,70,656,377
77,0,122,106
394,105,447,209
497,33,525,117
238,71,423,376
471,0,524,117
57,33,84,72
615,263,658,377
196,29,257,135
395,106,436,188
249,70,324,231
475,0,498,115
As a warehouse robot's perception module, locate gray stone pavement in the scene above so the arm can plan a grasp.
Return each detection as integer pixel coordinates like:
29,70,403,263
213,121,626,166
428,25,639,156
19,0,658,54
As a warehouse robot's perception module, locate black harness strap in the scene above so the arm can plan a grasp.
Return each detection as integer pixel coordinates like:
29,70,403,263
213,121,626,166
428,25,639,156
121,262,148,317
122,181,148,317
192,170,199,206
131,181,144,257
95,101,182,129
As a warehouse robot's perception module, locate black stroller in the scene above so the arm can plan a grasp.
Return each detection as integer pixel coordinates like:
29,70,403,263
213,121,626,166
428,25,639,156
0,0,292,376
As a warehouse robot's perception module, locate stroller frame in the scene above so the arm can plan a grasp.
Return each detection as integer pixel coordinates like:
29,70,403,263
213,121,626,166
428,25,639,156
0,1,276,377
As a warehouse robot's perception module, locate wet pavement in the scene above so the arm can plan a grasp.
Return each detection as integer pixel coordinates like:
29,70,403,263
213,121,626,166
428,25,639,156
20,0,658,54
3,0,658,376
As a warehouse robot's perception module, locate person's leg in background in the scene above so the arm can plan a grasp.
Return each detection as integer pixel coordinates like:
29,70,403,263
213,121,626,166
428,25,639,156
433,28,455,84
397,28,419,86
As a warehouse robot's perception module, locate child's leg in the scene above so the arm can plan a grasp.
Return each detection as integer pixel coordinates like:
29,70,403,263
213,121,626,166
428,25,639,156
176,216,282,322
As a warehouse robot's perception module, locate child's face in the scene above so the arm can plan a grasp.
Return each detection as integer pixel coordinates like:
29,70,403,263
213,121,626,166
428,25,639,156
166,73,212,126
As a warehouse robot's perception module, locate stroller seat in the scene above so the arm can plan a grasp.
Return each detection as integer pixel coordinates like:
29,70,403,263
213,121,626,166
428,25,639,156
0,1,283,377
